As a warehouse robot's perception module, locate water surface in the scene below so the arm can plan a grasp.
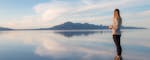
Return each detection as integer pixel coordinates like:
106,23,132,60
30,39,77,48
0,29,149,60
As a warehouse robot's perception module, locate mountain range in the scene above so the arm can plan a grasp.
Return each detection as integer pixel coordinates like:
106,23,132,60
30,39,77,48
0,21,147,31
36,22,146,30
0,27,13,31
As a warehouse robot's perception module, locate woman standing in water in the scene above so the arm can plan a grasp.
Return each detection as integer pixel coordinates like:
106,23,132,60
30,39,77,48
109,9,122,59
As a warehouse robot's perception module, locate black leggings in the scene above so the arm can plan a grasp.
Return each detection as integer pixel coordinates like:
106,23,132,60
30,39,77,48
113,35,122,56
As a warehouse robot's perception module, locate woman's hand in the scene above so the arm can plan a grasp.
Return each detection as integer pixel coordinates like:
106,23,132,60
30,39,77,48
109,25,113,29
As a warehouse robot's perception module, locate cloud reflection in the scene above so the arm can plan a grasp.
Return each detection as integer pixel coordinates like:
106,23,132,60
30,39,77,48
35,39,113,60
0,30,149,60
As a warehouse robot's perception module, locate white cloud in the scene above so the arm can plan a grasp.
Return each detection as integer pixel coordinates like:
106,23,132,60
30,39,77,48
1,0,149,28
33,1,72,21
32,0,146,22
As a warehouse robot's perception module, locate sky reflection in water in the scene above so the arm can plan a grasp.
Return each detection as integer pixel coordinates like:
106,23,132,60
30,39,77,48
0,30,149,60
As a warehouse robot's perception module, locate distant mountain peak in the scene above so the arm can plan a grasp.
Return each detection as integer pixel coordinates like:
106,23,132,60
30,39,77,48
35,21,146,30
49,21,107,30
0,27,13,31
64,21,73,24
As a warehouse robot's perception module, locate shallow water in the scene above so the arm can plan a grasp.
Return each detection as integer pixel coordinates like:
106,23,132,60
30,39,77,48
0,29,149,60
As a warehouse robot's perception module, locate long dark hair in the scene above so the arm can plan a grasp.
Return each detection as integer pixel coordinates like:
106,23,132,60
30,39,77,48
114,9,121,19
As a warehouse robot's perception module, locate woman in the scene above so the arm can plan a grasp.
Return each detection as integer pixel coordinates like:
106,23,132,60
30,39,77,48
109,9,122,58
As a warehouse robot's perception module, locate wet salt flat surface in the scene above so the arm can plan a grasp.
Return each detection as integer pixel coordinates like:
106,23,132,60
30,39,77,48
0,29,149,60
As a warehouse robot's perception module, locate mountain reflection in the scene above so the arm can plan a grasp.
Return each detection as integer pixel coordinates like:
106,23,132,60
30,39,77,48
55,30,108,37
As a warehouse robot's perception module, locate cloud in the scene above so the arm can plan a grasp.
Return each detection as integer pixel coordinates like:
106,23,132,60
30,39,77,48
32,0,148,22
33,1,72,21
1,0,149,28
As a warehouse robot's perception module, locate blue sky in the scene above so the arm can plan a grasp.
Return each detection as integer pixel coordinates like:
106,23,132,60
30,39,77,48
0,0,150,29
